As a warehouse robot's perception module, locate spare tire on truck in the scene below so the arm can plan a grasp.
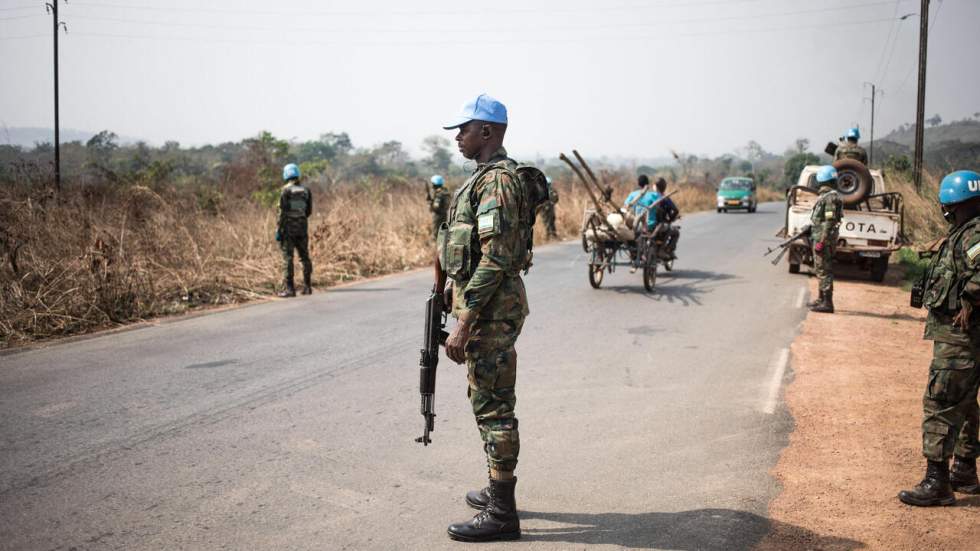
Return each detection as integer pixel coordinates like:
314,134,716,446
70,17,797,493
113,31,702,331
832,158,873,206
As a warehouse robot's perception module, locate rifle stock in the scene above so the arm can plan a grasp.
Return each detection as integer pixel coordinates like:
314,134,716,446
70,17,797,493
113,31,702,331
417,252,448,446
764,225,812,265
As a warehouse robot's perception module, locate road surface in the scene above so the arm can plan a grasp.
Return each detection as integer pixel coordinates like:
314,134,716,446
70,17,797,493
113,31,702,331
1,203,814,550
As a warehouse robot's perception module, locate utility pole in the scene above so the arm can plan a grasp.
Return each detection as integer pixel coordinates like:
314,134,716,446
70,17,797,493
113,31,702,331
863,82,884,166
46,1,67,192
913,0,930,191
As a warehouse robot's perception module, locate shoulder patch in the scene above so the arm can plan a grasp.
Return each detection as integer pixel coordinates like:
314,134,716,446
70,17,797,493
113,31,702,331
967,242,980,263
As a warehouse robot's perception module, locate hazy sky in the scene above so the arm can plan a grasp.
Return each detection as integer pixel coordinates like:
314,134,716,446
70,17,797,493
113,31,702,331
1,0,978,161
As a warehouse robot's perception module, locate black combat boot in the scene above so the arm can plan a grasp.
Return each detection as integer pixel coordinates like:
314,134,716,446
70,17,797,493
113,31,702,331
807,290,824,308
301,271,312,295
464,486,490,510
810,290,835,313
951,456,980,494
898,460,956,506
448,478,520,542
277,279,296,298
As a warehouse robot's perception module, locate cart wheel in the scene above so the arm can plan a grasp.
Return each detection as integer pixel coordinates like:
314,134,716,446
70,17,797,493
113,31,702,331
643,263,657,292
588,263,604,289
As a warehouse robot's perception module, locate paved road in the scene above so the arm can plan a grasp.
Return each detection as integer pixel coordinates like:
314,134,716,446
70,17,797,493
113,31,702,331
1,203,812,550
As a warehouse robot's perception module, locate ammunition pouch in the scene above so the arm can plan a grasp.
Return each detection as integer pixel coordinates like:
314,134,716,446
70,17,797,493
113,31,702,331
439,222,476,282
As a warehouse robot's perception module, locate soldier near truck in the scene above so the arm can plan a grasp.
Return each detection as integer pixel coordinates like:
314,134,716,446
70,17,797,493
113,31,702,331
834,127,869,165
899,170,980,507
807,165,843,313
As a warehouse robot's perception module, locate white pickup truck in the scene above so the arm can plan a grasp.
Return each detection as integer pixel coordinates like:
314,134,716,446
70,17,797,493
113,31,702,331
781,164,908,282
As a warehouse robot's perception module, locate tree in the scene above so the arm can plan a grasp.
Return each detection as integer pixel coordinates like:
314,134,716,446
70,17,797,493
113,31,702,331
421,135,452,173
783,152,820,188
373,140,409,168
744,140,765,162
794,138,810,154
927,114,943,127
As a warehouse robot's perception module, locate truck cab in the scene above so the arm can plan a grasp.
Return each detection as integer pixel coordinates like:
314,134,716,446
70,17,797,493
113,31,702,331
783,165,906,282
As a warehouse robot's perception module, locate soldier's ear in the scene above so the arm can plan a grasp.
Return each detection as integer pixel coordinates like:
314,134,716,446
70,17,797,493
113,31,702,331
481,124,492,140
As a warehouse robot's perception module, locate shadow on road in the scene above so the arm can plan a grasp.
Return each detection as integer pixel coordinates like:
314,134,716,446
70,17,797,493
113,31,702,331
521,508,864,550
603,270,740,306
836,309,925,323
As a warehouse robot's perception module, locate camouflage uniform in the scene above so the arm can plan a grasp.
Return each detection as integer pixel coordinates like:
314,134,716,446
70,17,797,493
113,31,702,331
920,216,980,462
834,141,869,165
429,186,450,239
810,186,843,295
278,180,313,288
439,147,530,474
538,184,559,238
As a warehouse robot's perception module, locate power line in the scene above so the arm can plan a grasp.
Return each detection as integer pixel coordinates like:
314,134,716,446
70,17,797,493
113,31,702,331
871,0,901,83
53,16,903,48
63,3,902,38
0,13,45,21
0,4,38,12
895,0,942,94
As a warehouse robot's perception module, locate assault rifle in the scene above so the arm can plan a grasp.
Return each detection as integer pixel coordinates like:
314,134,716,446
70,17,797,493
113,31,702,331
764,225,812,265
417,254,449,446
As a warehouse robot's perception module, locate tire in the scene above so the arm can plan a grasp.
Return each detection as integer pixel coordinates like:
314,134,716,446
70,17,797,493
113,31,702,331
870,256,888,282
832,158,873,206
643,264,657,292
717,208,722,213
789,262,800,274
588,263,603,289
749,205,756,213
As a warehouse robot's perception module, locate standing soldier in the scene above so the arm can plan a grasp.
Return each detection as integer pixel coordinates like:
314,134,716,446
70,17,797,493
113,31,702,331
276,163,313,297
439,93,530,542
899,170,980,507
807,165,843,313
538,176,559,238
428,174,449,239
834,127,869,165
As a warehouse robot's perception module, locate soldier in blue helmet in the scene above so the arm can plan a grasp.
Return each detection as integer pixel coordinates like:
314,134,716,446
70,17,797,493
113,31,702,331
428,175,449,239
834,127,869,165
808,165,843,313
276,163,313,297
900,170,980,507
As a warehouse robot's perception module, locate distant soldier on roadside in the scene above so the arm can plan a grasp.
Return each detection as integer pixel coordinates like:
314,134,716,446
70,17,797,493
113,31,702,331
899,170,980,507
276,163,313,297
428,174,449,239
538,176,559,239
807,165,843,313
439,93,531,542
834,127,869,165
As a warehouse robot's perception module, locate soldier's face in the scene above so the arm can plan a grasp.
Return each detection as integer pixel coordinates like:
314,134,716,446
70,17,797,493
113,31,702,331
455,121,485,160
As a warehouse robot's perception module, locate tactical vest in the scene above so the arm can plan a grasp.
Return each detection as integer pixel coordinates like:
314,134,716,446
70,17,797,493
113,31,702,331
281,182,310,235
810,188,843,241
923,217,980,315
440,158,537,282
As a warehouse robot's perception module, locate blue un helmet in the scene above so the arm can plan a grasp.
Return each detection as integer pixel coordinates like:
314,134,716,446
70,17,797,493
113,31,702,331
938,170,980,206
283,163,301,182
816,165,838,184
845,127,861,141
430,174,444,187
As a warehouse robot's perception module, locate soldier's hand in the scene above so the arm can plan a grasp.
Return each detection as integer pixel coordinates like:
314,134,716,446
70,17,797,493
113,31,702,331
443,282,453,313
814,241,825,253
445,312,475,364
953,301,973,332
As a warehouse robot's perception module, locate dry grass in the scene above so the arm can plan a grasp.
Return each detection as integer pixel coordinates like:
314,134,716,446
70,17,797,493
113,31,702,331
0,169,781,348
884,170,945,246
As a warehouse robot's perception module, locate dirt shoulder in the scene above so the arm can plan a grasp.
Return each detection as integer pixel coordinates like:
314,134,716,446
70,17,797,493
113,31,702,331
758,270,980,551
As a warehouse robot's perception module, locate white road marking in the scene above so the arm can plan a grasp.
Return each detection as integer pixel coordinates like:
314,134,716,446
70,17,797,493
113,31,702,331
795,287,807,309
763,348,790,415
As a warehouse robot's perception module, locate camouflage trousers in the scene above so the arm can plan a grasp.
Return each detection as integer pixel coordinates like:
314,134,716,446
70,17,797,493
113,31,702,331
922,340,980,461
281,233,312,284
431,214,446,240
813,243,835,294
539,202,557,237
465,318,524,473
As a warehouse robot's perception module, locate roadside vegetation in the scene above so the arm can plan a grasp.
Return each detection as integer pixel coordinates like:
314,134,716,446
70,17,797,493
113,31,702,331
0,124,965,347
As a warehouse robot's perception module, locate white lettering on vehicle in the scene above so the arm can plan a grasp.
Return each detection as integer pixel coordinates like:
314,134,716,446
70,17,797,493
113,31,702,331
844,221,888,234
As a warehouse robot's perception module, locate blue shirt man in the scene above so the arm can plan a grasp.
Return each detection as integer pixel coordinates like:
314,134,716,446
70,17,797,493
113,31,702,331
624,174,661,230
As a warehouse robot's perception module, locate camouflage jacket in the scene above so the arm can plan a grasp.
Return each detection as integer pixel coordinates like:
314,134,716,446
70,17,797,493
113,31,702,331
923,216,980,345
834,142,868,164
439,147,530,321
429,186,449,216
278,181,312,235
548,183,559,204
809,186,843,245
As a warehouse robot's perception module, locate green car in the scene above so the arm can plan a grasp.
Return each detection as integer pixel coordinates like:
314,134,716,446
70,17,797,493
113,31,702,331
716,177,757,213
